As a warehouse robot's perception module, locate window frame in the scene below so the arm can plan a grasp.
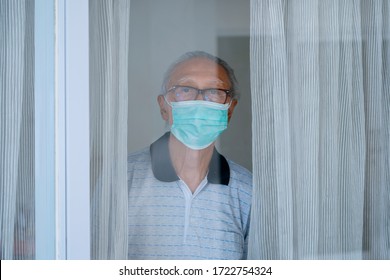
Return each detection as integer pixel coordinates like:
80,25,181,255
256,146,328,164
35,0,90,260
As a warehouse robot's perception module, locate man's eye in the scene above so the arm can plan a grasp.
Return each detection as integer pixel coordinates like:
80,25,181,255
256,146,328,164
180,87,192,93
207,89,218,95
178,87,193,94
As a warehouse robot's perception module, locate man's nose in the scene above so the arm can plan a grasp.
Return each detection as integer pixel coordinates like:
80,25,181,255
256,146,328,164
195,90,204,100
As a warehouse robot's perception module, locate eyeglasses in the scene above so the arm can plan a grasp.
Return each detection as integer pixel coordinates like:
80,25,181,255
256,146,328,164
165,85,231,104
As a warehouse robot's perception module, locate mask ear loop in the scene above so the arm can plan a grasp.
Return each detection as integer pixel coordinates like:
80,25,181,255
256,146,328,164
226,99,232,108
163,95,173,107
162,95,173,130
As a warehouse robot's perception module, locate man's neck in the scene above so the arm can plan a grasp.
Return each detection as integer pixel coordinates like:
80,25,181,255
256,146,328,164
169,134,214,193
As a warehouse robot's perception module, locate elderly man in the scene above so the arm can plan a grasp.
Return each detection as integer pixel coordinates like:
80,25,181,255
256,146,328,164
127,51,252,259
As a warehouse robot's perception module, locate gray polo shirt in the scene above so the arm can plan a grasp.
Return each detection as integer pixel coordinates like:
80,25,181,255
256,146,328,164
127,132,252,259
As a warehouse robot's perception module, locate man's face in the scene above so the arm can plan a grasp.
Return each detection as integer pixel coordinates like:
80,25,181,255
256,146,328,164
158,57,237,125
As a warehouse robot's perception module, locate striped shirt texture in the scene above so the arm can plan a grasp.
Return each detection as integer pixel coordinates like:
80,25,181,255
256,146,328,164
127,133,253,260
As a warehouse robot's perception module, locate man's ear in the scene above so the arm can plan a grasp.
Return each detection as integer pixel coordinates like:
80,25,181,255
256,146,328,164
157,95,169,121
228,99,238,122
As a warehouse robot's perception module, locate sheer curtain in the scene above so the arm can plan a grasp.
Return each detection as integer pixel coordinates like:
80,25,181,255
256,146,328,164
248,0,389,259
0,0,35,259
89,0,130,259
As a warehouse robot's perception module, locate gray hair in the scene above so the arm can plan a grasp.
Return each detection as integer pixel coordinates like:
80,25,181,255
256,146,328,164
160,51,239,99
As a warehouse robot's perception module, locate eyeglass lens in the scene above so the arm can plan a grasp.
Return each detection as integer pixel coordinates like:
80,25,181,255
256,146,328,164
169,86,228,103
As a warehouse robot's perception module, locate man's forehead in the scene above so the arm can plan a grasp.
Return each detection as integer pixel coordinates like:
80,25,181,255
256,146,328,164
169,57,230,84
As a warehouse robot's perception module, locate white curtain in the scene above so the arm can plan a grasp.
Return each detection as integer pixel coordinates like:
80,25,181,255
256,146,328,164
0,0,35,259
89,0,130,259
248,0,389,259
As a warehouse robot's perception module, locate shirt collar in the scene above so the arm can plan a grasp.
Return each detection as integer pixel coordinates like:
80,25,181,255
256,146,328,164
150,132,230,185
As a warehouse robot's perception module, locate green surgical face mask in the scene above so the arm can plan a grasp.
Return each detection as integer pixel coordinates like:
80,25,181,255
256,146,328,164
166,99,230,150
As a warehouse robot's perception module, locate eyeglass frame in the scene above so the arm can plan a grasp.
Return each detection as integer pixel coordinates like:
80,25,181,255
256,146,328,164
165,85,232,104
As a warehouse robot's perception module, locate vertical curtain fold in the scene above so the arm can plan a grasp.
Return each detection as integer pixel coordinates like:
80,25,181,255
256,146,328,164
361,0,388,259
0,0,35,259
249,0,389,259
90,0,130,259
383,0,390,258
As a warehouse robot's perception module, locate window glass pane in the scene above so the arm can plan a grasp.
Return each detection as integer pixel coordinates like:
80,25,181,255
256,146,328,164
127,0,252,260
